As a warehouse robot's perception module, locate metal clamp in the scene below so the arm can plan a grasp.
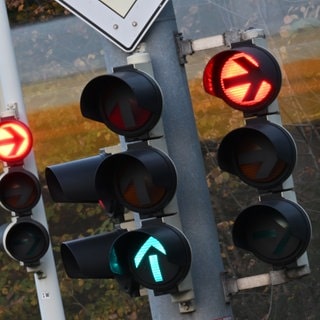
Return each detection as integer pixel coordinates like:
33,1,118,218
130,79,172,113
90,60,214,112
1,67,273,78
222,264,311,303
175,28,265,65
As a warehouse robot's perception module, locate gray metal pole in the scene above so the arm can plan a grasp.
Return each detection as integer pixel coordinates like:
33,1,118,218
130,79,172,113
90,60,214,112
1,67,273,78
103,2,233,319
0,1,66,319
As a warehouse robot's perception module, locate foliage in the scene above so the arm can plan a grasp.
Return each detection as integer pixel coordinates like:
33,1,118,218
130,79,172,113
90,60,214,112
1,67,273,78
6,0,69,25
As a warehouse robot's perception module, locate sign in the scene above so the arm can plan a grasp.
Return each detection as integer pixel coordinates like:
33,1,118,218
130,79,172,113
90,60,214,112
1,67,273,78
55,0,169,52
0,120,33,163
100,0,136,18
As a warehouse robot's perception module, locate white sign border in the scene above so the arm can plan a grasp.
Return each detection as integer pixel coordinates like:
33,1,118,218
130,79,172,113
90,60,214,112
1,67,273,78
55,0,169,52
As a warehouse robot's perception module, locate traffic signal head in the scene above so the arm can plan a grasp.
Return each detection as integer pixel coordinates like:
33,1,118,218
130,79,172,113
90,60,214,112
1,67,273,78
110,222,191,294
45,153,123,215
45,154,108,203
204,41,312,270
80,65,162,140
0,119,33,164
217,120,296,190
203,45,282,113
232,198,311,266
0,218,49,266
56,62,187,296
60,229,126,279
0,117,49,267
95,146,177,216
61,229,140,297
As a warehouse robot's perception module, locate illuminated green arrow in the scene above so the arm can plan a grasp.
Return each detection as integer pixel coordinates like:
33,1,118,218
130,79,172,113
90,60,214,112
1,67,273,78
134,236,167,282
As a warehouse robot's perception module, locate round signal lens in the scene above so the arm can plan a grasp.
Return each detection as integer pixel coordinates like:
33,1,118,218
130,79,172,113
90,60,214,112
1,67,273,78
0,169,41,213
203,46,282,113
1,219,49,265
0,120,33,163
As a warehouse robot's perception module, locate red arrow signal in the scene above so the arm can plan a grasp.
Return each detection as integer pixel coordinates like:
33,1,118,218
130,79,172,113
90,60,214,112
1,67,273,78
0,120,33,163
203,45,282,113
221,53,272,105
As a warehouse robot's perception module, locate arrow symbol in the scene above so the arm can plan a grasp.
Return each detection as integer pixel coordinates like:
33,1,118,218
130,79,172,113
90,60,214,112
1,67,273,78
120,170,153,207
134,236,167,282
107,94,137,130
0,126,25,156
238,140,278,180
223,55,266,102
253,218,290,256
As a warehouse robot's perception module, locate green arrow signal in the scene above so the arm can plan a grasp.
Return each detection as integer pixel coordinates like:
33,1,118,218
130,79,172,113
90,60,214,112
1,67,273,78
134,236,167,282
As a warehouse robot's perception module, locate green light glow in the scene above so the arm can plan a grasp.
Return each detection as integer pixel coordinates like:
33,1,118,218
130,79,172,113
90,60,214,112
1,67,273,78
148,254,164,282
134,236,166,283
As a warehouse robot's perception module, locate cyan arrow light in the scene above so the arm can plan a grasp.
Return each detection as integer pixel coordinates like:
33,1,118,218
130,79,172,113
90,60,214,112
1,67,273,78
134,236,167,282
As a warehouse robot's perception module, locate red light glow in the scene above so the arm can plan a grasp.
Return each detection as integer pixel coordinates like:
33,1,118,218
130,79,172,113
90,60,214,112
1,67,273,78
203,46,282,112
220,53,272,107
0,120,33,163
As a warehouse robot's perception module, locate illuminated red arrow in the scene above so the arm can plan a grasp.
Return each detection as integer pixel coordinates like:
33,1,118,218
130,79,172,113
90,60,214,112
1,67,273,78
223,55,265,102
220,52,273,107
0,126,25,155
0,120,32,162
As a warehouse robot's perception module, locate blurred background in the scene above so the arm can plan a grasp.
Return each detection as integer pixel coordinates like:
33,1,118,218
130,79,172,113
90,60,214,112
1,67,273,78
0,0,319,319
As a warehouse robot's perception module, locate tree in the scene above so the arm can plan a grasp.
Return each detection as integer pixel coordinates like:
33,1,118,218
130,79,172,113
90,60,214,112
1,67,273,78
6,0,69,25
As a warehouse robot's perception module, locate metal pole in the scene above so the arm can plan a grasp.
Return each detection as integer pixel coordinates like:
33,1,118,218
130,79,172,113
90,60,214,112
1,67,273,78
103,2,233,319
0,1,66,319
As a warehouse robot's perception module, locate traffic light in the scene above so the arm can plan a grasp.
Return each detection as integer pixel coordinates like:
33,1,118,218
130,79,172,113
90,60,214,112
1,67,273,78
80,66,163,140
203,42,311,267
110,220,191,295
45,152,123,214
46,63,192,296
0,117,49,266
203,44,281,113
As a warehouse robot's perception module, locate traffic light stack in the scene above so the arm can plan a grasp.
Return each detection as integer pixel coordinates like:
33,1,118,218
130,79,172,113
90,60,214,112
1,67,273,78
0,111,49,267
45,54,193,301
203,36,311,269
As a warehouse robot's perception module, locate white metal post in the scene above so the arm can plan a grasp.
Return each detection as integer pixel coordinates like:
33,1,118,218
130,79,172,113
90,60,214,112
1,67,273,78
0,1,65,319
